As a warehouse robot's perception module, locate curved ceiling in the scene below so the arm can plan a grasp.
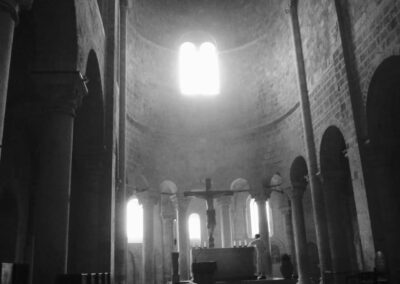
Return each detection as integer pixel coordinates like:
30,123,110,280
131,0,272,51
127,0,298,136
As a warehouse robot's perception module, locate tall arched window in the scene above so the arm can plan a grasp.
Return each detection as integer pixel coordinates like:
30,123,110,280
249,199,273,237
179,42,220,96
127,198,143,243
188,213,201,246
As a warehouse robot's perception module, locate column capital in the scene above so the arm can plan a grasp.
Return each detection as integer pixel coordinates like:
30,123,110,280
0,0,33,22
137,190,159,207
32,71,88,117
251,188,272,202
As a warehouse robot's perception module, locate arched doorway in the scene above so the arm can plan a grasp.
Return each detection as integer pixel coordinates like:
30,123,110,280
320,126,361,275
68,50,108,273
365,56,400,282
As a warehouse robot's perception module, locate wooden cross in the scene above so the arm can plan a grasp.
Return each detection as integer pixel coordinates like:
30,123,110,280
184,178,233,248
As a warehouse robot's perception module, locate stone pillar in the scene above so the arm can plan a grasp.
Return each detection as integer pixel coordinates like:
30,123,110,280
32,71,87,284
114,1,129,283
161,195,176,283
252,190,272,278
280,201,297,275
286,182,311,284
138,190,159,284
0,0,31,159
217,196,232,248
171,192,190,280
289,1,332,281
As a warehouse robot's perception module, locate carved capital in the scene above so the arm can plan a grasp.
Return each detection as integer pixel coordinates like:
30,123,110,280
251,188,271,202
137,190,159,208
32,71,88,117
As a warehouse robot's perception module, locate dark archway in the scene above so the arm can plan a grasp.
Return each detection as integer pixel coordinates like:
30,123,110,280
365,56,400,282
0,190,18,262
68,50,108,273
320,126,361,275
290,156,308,186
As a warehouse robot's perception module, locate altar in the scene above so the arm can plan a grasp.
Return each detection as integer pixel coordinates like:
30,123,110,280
191,247,256,281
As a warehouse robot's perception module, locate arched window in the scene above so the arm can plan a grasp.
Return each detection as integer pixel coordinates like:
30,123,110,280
179,42,220,96
127,198,143,243
249,199,273,237
188,213,201,246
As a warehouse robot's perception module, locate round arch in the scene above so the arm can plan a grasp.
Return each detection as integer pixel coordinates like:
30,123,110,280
230,178,251,191
160,180,178,194
319,126,361,274
289,156,308,185
365,55,400,283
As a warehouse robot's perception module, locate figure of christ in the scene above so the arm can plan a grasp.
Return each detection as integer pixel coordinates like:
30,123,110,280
184,178,233,248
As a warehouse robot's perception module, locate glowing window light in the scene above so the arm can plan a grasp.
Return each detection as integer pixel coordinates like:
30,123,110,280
250,199,273,237
127,198,143,243
188,213,201,245
179,41,220,96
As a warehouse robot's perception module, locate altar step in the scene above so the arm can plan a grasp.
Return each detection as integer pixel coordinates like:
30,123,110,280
214,279,296,284
240,279,296,284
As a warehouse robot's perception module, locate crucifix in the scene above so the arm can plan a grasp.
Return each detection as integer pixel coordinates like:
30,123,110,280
184,178,233,248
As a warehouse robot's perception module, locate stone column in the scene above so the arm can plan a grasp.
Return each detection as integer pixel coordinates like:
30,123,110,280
0,0,31,159
32,71,87,284
280,201,297,274
217,196,232,248
138,190,159,284
252,190,272,278
171,192,190,280
161,195,176,283
115,1,129,283
289,1,332,281
286,182,311,284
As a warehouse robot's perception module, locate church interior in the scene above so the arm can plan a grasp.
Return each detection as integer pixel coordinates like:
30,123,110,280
0,0,400,284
